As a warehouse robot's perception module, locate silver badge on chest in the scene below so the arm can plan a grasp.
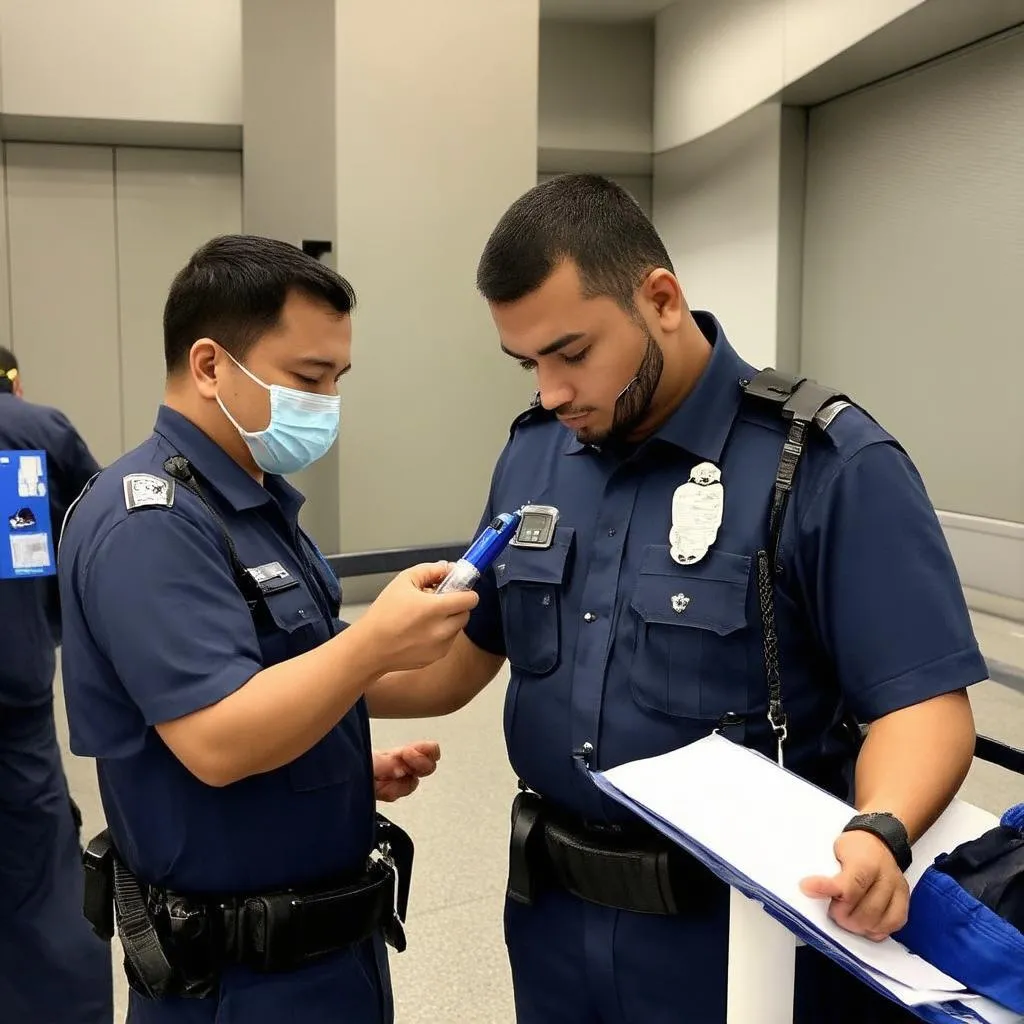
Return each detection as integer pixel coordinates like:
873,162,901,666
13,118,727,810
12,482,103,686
669,461,724,566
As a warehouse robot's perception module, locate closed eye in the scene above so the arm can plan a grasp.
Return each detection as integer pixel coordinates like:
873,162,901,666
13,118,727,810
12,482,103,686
562,347,590,365
519,359,536,372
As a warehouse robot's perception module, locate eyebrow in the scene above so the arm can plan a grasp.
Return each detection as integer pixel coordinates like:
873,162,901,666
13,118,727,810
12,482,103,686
500,332,586,361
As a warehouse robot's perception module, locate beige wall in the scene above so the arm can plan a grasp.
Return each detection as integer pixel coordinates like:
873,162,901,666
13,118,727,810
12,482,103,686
538,20,653,173
0,0,241,127
653,104,805,373
4,144,242,468
654,0,927,150
801,30,1024,529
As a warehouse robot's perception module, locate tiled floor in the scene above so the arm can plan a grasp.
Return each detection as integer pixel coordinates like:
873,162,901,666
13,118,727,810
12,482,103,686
54,606,1024,1023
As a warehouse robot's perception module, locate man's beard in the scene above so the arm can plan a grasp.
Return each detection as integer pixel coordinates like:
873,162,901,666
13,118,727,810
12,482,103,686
577,326,664,445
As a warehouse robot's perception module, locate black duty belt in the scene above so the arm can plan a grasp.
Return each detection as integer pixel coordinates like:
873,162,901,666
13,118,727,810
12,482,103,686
83,815,414,1000
507,790,722,916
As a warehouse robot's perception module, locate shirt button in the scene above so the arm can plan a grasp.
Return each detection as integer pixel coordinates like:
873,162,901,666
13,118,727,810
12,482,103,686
583,612,597,623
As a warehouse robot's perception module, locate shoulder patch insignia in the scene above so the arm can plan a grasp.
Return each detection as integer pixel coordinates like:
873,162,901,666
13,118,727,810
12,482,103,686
123,473,175,511
813,400,852,431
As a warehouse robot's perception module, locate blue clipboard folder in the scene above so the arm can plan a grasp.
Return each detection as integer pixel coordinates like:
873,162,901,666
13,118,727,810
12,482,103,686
590,733,1022,1024
0,449,56,580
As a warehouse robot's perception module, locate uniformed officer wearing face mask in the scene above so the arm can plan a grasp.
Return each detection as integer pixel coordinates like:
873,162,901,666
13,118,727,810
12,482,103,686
57,235,479,1024
363,176,985,1024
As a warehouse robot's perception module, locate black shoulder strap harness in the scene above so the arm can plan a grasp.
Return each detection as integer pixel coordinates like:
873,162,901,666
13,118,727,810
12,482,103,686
162,456,264,610
743,369,1024,782
741,369,852,765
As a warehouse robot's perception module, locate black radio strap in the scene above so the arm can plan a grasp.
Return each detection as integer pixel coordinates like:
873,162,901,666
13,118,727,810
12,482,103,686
162,456,264,612
742,369,851,764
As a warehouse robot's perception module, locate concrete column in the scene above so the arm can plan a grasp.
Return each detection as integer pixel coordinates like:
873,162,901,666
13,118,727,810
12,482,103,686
242,0,342,551
242,0,539,572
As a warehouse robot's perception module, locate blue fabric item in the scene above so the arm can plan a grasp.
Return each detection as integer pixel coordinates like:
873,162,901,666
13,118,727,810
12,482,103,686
1003,804,1024,832
898,803,1024,1014
0,392,100,705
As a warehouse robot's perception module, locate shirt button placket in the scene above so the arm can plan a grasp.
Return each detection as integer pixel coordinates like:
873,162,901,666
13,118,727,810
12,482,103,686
569,475,635,800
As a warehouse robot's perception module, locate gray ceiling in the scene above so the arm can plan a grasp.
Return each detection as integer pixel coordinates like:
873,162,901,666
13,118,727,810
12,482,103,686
540,0,674,22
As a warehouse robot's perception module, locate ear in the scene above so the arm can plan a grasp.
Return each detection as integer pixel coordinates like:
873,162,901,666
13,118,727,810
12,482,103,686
640,269,684,333
189,339,222,400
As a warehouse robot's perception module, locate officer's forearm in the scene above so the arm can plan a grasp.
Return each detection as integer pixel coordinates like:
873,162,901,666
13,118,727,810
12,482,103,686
365,632,504,718
852,689,975,843
156,620,386,787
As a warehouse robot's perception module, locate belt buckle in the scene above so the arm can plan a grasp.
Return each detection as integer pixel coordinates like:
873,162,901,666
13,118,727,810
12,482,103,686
371,843,407,953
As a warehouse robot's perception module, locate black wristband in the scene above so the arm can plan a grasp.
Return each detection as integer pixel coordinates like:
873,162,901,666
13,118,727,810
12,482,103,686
842,812,913,872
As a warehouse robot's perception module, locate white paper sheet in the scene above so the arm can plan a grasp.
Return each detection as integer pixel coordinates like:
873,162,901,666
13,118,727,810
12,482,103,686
599,732,1000,997
955,995,1024,1024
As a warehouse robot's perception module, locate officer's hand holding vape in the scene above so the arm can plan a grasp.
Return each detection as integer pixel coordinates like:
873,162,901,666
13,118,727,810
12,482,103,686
358,561,479,673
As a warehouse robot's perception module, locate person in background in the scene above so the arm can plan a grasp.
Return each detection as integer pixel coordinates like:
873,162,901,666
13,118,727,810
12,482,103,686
364,175,984,1023
57,236,478,1023
0,346,113,1023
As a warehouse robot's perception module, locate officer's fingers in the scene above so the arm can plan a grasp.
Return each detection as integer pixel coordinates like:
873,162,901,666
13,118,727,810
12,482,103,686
404,561,455,590
428,611,473,648
372,750,408,780
400,749,439,777
379,776,420,802
406,740,441,762
866,884,910,942
798,874,844,901
432,590,479,616
836,875,893,935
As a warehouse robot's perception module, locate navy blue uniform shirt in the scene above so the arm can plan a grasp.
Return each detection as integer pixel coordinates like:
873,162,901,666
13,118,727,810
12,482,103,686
0,391,100,706
465,312,988,824
58,406,375,894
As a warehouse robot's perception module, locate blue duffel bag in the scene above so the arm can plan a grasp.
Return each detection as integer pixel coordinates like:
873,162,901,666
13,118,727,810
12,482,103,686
897,803,1024,1013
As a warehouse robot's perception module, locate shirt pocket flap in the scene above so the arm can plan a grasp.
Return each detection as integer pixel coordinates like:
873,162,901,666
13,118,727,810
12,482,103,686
262,583,320,632
495,527,574,587
630,548,751,636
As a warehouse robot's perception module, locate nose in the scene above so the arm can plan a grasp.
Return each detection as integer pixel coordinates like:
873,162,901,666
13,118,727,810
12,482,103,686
535,367,574,412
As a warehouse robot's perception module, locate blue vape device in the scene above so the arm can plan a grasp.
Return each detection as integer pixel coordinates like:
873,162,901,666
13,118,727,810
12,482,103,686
434,510,522,594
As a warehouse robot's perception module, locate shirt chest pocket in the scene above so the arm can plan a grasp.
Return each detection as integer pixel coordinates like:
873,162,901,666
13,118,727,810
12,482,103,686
629,546,754,720
495,527,574,676
253,579,326,667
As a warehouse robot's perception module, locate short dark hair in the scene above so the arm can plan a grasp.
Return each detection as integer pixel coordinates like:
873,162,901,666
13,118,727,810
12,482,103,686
0,346,17,394
163,235,357,373
476,174,674,310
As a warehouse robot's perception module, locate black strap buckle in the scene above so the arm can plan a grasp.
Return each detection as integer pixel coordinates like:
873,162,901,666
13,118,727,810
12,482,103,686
508,790,546,905
82,829,115,941
162,456,264,610
374,813,414,952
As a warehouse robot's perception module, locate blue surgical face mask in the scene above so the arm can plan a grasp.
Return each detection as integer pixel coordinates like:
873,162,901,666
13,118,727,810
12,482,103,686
217,354,341,475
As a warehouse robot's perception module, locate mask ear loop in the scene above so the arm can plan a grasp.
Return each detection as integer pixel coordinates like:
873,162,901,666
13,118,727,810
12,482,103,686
215,351,271,440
